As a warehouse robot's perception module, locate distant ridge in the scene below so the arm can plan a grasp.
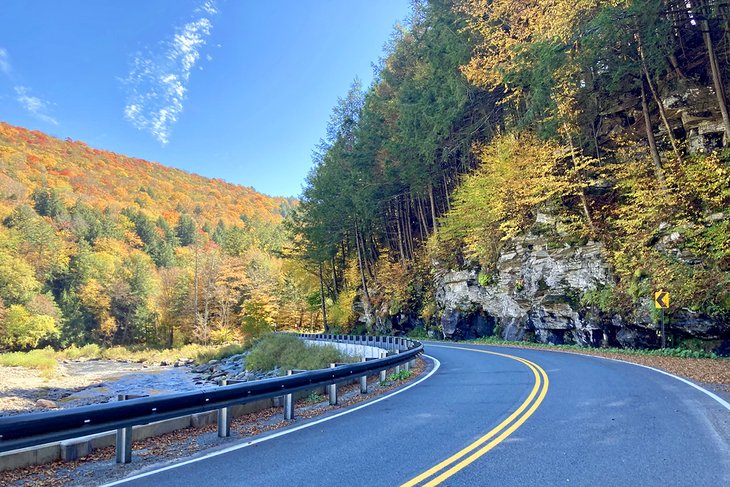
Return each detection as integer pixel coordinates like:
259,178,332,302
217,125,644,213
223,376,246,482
0,122,294,226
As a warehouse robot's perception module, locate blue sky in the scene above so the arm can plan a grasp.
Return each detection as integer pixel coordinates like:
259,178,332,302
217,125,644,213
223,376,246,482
0,0,410,197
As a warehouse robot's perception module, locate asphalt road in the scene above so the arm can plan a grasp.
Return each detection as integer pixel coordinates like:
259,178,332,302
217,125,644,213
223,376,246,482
107,342,730,486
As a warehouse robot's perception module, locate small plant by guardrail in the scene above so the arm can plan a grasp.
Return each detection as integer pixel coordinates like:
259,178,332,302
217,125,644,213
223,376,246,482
307,392,323,403
380,370,413,386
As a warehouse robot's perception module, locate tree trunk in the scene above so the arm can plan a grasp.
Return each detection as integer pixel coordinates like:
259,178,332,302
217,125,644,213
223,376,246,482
330,256,338,301
701,16,730,145
443,173,451,212
641,80,668,188
565,127,597,234
668,54,686,80
637,32,683,162
340,240,347,290
413,194,425,241
318,262,328,332
428,182,438,234
405,198,414,258
418,196,429,237
394,198,406,262
354,224,373,327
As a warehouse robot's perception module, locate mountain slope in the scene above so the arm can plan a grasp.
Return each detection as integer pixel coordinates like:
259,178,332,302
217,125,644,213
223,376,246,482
0,122,317,351
0,122,293,226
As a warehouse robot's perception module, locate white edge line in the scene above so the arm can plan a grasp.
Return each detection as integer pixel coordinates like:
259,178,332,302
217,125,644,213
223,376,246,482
587,354,730,411
100,355,442,486
454,342,730,412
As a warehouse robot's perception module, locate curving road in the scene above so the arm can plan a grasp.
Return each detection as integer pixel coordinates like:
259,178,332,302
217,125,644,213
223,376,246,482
105,342,730,486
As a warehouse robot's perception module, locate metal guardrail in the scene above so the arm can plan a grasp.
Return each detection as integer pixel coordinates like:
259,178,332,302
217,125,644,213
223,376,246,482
0,334,422,456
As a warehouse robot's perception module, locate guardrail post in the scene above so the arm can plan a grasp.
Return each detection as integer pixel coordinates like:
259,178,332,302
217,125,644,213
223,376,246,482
116,395,133,464
329,363,338,405
379,351,387,382
395,350,401,375
284,370,294,420
360,357,368,394
217,379,231,437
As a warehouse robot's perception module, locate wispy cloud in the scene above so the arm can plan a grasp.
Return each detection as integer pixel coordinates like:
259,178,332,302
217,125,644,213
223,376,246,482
122,0,218,144
14,86,58,125
1,47,59,125
0,48,11,76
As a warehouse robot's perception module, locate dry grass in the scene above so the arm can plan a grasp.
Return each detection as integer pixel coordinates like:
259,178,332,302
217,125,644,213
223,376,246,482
0,343,247,378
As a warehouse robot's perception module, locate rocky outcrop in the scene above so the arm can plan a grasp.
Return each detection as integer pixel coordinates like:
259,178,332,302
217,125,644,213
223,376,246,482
188,353,274,384
433,215,729,352
435,227,611,346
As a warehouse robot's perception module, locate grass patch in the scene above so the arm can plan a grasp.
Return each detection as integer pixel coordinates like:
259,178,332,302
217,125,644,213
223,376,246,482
246,334,354,373
194,344,247,363
98,343,247,364
0,342,248,378
0,347,58,378
59,344,102,361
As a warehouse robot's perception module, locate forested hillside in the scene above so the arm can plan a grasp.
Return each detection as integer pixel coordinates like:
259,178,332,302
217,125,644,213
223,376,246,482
0,122,324,351
293,0,729,352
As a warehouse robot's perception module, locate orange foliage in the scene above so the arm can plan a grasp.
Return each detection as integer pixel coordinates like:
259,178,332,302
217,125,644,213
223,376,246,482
0,122,290,229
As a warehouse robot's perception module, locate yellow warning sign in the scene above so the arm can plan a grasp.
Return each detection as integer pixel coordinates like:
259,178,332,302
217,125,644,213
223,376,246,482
654,290,670,309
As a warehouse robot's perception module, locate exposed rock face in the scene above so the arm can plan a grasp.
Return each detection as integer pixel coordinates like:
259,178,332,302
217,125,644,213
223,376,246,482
436,230,610,346
433,222,729,352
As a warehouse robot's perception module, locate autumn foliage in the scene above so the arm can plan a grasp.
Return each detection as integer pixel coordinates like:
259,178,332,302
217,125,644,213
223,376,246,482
0,122,323,351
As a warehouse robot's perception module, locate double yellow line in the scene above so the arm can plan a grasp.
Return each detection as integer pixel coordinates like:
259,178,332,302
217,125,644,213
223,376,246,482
401,345,549,487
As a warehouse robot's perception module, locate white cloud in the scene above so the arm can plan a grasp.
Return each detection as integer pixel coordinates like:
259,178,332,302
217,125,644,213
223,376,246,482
122,1,217,144
0,48,11,76
198,1,218,15
14,86,58,125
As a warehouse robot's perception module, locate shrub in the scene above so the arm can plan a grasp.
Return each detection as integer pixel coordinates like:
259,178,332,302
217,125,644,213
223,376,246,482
407,326,428,338
60,343,102,360
246,334,352,372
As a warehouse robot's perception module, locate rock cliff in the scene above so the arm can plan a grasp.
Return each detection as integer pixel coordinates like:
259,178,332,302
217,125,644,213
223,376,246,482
432,212,729,354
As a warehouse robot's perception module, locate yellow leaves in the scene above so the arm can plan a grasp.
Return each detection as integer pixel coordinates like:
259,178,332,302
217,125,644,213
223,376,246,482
99,316,118,338
459,0,620,127
93,237,127,258
438,132,599,266
78,279,111,316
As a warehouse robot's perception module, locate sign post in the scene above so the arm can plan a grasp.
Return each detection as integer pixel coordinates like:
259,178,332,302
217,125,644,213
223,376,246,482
654,290,670,348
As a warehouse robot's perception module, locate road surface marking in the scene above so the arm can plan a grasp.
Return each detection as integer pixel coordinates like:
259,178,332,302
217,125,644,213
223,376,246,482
464,341,730,412
100,355,441,487
401,345,549,487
